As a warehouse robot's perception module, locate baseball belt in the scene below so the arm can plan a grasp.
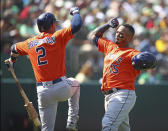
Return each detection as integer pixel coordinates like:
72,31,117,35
36,78,62,86
103,88,121,95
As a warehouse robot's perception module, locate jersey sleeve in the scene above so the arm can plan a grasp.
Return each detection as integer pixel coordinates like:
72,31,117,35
98,37,109,53
53,26,74,47
16,40,29,56
130,49,141,60
98,37,117,54
130,49,141,74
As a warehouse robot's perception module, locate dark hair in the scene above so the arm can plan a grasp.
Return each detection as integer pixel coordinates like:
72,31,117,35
37,12,56,32
122,24,135,36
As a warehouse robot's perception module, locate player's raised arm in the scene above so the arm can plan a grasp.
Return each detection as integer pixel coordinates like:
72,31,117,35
88,18,119,47
70,7,82,34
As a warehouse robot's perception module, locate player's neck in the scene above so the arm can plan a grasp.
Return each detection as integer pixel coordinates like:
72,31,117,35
44,27,55,34
43,30,55,34
118,43,129,48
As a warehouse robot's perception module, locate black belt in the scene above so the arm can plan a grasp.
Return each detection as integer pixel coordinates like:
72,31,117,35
36,78,62,86
103,88,121,95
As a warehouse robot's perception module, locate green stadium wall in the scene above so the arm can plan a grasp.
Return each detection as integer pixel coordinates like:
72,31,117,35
1,82,168,131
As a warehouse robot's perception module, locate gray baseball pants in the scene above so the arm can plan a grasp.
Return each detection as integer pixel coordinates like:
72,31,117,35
36,76,80,131
102,89,136,131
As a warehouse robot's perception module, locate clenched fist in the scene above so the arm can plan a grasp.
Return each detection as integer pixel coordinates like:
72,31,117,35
108,18,119,28
70,7,79,16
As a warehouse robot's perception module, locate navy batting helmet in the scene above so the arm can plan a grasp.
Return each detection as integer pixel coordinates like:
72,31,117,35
132,52,157,70
37,12,59,32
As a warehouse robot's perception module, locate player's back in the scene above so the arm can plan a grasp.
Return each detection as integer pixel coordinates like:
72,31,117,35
16,27,74,82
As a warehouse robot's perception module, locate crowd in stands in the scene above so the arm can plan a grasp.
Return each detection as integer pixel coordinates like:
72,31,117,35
1,0,168,84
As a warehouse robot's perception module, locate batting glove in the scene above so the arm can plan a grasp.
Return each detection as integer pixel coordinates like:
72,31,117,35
5,58,15,69
108,18,119,28
70,7,79,16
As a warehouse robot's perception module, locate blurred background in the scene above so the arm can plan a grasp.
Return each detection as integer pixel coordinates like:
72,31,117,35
1,0,168,131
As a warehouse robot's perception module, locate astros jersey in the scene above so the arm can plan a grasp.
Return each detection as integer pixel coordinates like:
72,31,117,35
16,27,74,82
98,37,140,91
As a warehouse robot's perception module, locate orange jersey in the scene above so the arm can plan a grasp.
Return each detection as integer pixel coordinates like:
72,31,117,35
16,27,74,82
98,37,140,91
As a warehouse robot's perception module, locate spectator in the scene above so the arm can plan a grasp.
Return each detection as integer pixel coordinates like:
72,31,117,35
75,60,93,83
155,30,168,55
1,0,168,82
138,68,162,85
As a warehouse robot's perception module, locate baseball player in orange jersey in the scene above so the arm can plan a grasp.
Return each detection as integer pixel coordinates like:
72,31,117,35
89,18,156,131
6,7,82,131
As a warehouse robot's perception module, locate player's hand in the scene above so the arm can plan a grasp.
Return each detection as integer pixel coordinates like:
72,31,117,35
4,58,15,69
108,18,119,28
70,7,79,16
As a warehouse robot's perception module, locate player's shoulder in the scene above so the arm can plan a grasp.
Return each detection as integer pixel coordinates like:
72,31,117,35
19,34,41,47
34,33,44,39
123,47,139,52
128,48,140,58
120,47,140,58
107,40,118,49
53,26,71,36
99,37,114,44
16,36,34,45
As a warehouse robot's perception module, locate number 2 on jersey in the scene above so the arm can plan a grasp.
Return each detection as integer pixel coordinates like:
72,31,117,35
36,46,48,66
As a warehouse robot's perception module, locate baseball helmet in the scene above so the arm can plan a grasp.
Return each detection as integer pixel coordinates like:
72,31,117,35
37,12,59,32
132,52,157,70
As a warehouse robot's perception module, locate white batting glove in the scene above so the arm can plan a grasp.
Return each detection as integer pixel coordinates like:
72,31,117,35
108,18,119,28
5,58,15,69
70,7,79,16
